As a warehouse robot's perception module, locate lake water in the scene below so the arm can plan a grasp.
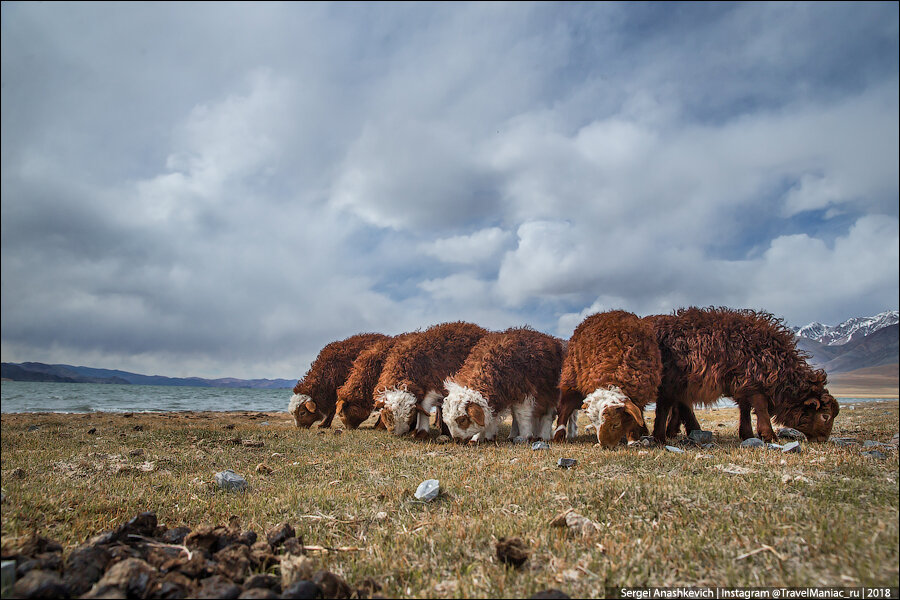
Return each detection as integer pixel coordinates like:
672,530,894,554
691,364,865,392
0,381,292,413
0,380,895,414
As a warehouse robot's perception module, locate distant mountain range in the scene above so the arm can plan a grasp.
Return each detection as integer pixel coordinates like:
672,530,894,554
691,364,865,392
0,362,294,389
793,310,898,346
792,310,898,374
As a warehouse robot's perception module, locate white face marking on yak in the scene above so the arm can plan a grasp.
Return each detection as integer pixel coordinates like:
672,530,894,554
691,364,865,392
582,386,645,449
378,388,418,436
288,394,319,428
443,380,495,442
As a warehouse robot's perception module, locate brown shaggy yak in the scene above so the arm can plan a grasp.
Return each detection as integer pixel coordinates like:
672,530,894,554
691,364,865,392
442,327,565,443
652,307,839,443
335,333,417,429
374,321,488,439
555,310,663,448
288,332,389,428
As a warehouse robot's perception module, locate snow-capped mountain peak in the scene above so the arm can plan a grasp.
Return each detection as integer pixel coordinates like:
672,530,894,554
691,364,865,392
793,310,899,346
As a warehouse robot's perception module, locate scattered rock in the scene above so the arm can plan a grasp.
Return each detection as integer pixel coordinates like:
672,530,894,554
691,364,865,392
531,441,550,451
664,445,684,453
281,580,322,599
557,458,577,469
132,425,144,432
495,537,529,568
26,425,40,431
414,479,440,501
10,570,71,599
862,450,887,459
244,573,280,592
87,428,97,435
86,557,156,599
782,441,802,454
863,440,888,448
1,561,15,597
549,509,603,537
312,570,352,599
196,574,241,599
266,523,295,548
511,436,527,444
740,438,765,448
716,464,753,475
239,587,280,599
766,443,784,450
829,437,859,447
280,554,316,590
688,430,712,444
215,470,248,492
777,427,807,441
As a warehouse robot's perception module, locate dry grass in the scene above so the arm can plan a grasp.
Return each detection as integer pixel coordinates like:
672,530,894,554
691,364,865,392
2,403,898,597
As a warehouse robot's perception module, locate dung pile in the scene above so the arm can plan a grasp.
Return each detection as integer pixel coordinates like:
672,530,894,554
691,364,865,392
1,512,379,599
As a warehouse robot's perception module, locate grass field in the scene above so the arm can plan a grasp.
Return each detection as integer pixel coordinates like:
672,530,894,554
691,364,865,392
2,402,898,597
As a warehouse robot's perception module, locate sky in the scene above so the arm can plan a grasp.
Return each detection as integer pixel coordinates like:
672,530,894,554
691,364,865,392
2,2,898,380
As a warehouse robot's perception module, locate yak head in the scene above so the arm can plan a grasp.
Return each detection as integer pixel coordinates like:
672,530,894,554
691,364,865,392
288,394,321,428
374,385,428,437
336,399,370,430
442,380,492,443
582,386,646,449
786,390,839,442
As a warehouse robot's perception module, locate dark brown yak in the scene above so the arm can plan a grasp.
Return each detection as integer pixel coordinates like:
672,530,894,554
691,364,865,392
289,333,389,428
374,321,488,439
555,310,663,448
335,333,416,429
652,307,839,443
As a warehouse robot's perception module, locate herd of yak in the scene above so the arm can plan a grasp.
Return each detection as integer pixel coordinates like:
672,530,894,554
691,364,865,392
287,307,840,447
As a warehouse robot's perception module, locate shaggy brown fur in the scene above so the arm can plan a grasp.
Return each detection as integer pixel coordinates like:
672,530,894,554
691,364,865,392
336,333,416,429
556,310,662,447
374,321,488,437
443,327,565,442
290,333,389,428
652,307,839,442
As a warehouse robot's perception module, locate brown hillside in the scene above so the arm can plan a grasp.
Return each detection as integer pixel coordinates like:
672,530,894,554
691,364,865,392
827,363,899,398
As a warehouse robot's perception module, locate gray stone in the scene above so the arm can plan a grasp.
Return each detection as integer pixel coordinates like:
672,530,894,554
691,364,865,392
777,427,807,442
414,479,440,502
863,440,888,448
557,458,577,469
767,443,784,450
830,437,859,447
639,436,657,445
702,443,715,449
1,560,14,597
511,436,527,444
740,438,765,448
782,441,802,454
215,470,248,491
688,430,713,444
11,570,70,599
665,445,685,453
862,450,887,459
531,441,550,451
890,433,899,446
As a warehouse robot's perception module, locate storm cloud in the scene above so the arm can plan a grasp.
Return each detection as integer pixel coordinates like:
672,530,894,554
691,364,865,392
2,2,897,379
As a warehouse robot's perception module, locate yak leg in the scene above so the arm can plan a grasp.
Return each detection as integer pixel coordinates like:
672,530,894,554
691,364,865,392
676,402,701,435
738,401,755,440
749,393,776,442
666,403,684,438
554,389,582,442
652,395,675,443
434,406,451,437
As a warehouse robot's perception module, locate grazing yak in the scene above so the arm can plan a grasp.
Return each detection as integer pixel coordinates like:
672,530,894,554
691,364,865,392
443,327,565,443
288,333,389,428
652,307,839,443
556,310,663,448
375,321,488,439
336,333,416,429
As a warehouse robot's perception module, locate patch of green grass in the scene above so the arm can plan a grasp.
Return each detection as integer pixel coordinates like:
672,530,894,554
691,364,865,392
2,403,898,596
